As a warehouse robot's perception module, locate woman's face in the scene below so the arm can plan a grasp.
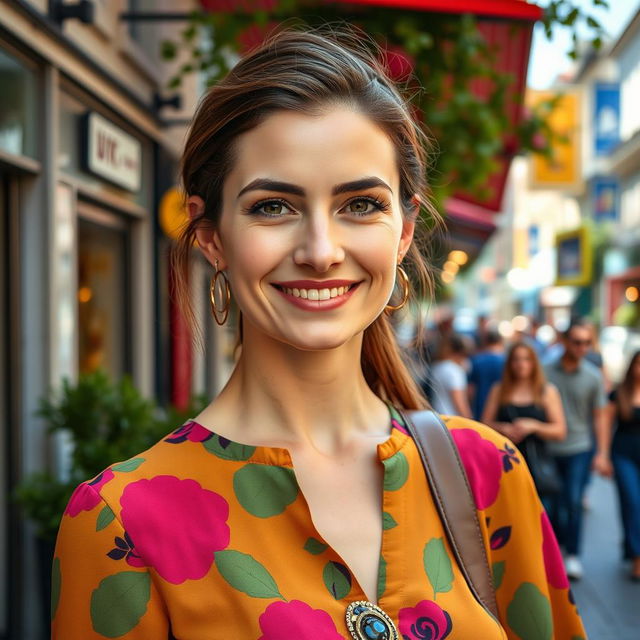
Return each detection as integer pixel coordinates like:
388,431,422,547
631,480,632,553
192,106,415,351
510,347,534,380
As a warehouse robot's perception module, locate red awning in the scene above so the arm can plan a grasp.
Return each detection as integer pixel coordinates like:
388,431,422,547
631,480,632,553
201,0,542,20
327,0,542,21
443,197,497,255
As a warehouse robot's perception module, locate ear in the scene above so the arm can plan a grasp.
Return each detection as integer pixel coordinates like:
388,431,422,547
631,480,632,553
398,196,418,261
188,196,226,269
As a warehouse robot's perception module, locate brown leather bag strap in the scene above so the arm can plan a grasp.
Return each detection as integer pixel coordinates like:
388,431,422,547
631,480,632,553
403,410,499,620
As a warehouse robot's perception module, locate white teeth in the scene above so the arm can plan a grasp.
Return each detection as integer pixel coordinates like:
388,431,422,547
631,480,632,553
280,284,353,299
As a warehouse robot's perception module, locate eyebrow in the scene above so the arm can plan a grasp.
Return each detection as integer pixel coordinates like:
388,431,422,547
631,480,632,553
236,176,393,199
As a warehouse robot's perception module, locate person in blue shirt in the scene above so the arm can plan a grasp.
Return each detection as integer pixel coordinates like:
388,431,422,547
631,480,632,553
468,328,506,420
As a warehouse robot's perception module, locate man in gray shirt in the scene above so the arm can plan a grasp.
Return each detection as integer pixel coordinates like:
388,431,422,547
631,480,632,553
545,319,608,580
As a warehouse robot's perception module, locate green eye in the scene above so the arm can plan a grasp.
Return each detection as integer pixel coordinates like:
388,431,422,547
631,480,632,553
348,200,372,214
263,202,283,215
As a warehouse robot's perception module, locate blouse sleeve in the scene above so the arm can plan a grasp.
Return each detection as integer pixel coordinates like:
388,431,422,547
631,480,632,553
449,419,587,640
51,482,169,639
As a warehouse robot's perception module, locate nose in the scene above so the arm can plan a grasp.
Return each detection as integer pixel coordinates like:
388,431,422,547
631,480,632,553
293,212,345,273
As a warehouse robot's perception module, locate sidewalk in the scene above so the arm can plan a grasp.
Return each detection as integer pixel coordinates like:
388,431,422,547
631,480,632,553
571,475,640,639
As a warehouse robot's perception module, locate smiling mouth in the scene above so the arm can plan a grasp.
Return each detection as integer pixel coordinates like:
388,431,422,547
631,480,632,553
271,282,360,301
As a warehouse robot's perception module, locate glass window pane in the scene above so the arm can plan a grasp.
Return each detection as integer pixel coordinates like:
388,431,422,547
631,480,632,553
78,219,127,378
0,47,37,158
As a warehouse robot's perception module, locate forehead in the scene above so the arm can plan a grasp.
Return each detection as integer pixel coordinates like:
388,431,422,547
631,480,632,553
568,326,590,340
227,107,399,192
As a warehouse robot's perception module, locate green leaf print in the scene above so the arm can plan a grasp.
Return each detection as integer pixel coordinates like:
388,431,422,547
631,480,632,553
382,512,398,530
383,451,409,491
233,464,298,518
304,537,328,555
423,538,454,599
96,505,116,531
90,571,151,638
377,555,387,601
203,437,256,461
111,458,145,472
51,557,61,620
492,561,506,590
570,637,586,640
506,583,553,640
323,561,352,600
215,550,284,599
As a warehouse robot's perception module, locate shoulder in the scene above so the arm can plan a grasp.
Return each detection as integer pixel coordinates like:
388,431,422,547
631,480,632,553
69,421,222,512
441,415,533,511
581,359,605,385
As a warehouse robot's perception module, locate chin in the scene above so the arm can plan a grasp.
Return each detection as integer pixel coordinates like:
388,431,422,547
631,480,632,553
270,320,367,353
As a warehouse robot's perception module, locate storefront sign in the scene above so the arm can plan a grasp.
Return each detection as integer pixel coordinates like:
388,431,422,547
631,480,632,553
594,83,620,156
528,90,582,192
555,226,593,287
592,177,619,223
83,112,141,192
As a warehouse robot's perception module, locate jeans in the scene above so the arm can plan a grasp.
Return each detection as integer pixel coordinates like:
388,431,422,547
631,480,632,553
612,431,640,559
548,450,593,556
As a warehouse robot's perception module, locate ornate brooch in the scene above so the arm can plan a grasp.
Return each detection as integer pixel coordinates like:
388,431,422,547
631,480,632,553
345,600,398,640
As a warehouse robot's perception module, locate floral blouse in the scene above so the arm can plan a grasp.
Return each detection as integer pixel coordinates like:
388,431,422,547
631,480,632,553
52,410,586,639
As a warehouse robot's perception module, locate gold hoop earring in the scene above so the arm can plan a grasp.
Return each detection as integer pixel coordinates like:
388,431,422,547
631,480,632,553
210,260,231,326
385,264,410,313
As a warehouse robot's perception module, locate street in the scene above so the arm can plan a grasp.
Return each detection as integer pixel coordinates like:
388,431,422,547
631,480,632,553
572,475,640,639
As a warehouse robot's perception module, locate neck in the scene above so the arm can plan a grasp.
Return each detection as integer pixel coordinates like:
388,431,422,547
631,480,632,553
561,353,579,371
206,323,390,454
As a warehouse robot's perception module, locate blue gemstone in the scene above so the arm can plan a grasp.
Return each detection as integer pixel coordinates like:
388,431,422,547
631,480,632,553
361,615,390,639
354,605,366,615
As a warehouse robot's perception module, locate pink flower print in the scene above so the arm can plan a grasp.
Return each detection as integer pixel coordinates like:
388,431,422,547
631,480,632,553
164,420,212,444
541,511,569,589
258,600,346,640
64,469,115,517
106,531,145,568
399,600,452,640
119,475,230,584
391,418,409,436
450,429,502,509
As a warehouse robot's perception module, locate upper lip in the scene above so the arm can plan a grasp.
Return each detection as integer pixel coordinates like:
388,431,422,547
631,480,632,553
271,279,360,289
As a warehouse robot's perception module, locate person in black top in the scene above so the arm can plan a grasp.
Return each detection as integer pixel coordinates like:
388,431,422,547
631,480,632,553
605,350,640,581
482,342,567,508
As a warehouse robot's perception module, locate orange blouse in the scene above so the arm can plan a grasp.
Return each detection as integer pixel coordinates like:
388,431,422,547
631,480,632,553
52,410,586,639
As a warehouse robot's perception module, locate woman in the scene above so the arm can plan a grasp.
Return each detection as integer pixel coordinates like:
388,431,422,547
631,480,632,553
52,29,584,639
606,350,640,581
482,342,566,504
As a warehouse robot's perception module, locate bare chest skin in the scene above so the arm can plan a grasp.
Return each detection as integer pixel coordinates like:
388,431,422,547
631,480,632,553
291,442,384,604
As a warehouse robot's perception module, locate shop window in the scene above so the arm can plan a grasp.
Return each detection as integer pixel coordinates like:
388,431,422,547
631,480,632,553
0,47,37,158
77,217,129,378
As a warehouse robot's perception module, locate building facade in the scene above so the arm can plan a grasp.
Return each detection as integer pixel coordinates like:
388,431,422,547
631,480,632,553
0,2,232,638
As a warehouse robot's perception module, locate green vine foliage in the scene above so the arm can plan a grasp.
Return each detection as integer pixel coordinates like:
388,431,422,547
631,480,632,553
160,0,608,210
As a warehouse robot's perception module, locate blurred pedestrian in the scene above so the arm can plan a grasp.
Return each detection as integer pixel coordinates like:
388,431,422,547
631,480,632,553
429,333,472,418
605,350,640,582
481,342,566,507
544,319,609,580
468,327,505,420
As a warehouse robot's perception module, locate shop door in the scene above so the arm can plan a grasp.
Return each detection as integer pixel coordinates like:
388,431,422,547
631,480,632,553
77,204,130,379
0,170,7,640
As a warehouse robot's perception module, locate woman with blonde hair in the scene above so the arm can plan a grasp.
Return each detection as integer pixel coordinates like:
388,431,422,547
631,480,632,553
52,28,584,639
482,341,567,504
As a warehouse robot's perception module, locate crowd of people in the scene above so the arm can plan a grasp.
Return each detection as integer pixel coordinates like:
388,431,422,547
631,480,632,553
418,316,640,584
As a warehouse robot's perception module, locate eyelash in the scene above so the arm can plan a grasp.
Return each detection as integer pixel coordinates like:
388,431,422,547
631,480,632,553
243,196,391,218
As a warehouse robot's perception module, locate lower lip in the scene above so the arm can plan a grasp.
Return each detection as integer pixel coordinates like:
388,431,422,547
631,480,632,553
272,284,360,311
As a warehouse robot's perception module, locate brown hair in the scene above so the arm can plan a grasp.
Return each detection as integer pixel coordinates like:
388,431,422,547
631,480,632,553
498,342,547,406
616,350,640,420
173,26,442,410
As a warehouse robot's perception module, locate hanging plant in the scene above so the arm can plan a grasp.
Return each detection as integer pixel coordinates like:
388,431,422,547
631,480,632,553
160,0,608,211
